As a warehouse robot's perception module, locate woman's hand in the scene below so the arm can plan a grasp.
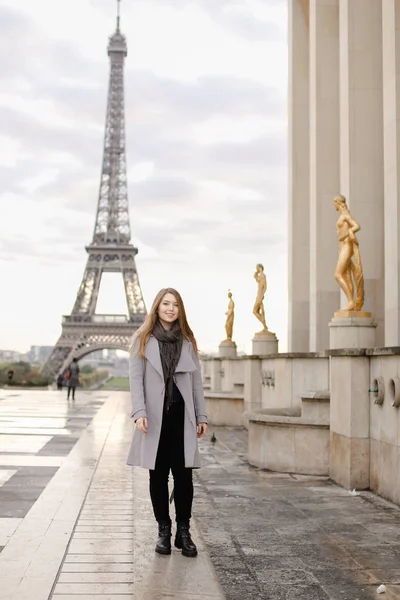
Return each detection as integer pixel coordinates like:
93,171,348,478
136,417,148,434
197,422,207,438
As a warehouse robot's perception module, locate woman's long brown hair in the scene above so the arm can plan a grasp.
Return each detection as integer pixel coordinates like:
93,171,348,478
129,288,198,357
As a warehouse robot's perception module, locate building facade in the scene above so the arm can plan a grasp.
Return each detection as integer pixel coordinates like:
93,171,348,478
289,0,400,352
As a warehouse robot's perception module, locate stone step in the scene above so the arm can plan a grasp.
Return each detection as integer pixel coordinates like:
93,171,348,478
247,410,330,476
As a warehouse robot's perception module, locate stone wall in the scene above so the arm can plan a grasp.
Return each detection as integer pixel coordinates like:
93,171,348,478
260,354,329,411
201,349,400,506
369,353,400,504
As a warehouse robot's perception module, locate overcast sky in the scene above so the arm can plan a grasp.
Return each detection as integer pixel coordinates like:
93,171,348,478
0,0,288,355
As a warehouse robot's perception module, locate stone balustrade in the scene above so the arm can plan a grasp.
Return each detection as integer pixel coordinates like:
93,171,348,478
201,348,400,506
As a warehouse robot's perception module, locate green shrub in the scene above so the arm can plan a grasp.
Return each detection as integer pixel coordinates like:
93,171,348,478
0,362,49,387
79,370,109,389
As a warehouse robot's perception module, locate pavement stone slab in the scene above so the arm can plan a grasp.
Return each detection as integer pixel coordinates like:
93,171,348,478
2,391,400,599
194,425,400,600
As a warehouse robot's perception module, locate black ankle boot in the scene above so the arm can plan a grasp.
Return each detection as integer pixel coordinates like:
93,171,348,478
155,521,171,555
175,521,198,557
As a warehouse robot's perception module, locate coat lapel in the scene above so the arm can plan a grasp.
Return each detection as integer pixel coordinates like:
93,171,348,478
145,337,196,378
144,335,164,380
175,340,197,373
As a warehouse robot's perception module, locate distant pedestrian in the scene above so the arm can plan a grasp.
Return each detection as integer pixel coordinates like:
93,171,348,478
7,368,14,381
67,358,80,400
56,374,63,391
127,288,208,558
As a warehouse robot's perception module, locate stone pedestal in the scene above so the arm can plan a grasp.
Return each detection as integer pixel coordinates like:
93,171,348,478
329,314,377,350
218,340,237,358
251,331,278,356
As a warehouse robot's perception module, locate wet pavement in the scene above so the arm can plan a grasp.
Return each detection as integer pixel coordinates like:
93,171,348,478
0,389,400,599
195,427,400,600
0,389,105,521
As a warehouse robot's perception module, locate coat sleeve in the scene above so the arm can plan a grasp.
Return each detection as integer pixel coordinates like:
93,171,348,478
129,341,147,421
190,345,208,425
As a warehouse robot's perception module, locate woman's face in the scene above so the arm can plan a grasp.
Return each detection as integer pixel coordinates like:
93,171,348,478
158,293,179,328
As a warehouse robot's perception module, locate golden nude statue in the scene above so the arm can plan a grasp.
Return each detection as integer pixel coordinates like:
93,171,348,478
253,264,268,331
334,195,365,312
224,291,235,341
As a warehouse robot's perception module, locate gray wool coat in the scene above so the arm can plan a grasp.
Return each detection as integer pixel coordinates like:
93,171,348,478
126,335,208,470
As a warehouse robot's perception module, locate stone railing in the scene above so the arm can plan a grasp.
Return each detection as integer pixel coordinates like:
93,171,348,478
201,348,400,506
200,353,329,427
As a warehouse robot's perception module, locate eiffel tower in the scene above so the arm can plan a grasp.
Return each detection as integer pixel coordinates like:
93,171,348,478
43,0,146,380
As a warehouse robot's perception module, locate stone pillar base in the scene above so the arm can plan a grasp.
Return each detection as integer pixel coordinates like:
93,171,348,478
251,331,278,355
329,354,370,490
329,315,376,349
330,431,370,490
218,340,237,358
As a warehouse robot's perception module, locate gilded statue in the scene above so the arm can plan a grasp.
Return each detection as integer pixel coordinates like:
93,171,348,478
334,195,365,311
224,291,235,341
253,264,268,331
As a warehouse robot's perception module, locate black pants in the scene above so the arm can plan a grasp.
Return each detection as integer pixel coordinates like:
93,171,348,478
67,386,76,399
149,402,193,524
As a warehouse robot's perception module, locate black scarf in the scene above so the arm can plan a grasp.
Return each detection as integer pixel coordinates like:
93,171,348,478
152,319,183,411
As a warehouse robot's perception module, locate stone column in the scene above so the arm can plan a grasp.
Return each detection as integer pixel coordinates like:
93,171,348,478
309,0,340,351
288,0,310,351
383,0,400,345
339,0,385,344
329,353,370,489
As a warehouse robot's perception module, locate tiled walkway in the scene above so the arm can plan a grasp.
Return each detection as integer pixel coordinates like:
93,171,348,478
1,389,400,599
50,401,224,600
0,390,224,600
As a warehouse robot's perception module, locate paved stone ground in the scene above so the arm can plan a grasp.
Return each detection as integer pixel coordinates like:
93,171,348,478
195,426,400,600
1,390,400,600
0,390,224,600
0,389,105,526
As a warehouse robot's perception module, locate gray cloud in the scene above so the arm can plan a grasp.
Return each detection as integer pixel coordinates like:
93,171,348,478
126,71,284,121
131,176,196,204
126,131,287,188
0,107,102,167
0,1,287,272
0,235,83,264
133,215,220,251
126,0,285,41
203,1,285,42
207,135,286,167
0,9,37,76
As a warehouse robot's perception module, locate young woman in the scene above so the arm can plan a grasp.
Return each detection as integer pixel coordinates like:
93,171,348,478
127,288,208,557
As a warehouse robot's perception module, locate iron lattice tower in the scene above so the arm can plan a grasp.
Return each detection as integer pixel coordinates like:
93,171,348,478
43,1,146,379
